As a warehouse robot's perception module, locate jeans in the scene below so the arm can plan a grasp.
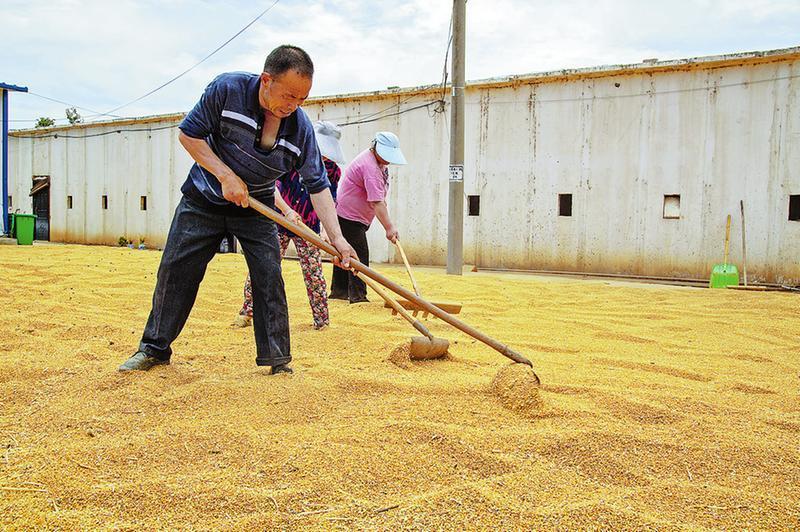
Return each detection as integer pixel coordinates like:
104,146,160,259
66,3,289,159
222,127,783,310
330,216,370,303
139,195,290,367
240,232,330,329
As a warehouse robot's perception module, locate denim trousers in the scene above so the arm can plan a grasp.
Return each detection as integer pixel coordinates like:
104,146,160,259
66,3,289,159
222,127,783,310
139,195,290,367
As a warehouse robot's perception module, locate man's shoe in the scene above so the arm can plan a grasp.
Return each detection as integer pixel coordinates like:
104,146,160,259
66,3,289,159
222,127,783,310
231,314,252,328
271,363,293,375
118,351,169,372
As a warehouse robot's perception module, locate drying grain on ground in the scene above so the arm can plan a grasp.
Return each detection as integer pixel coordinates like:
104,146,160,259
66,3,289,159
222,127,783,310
1,244,799,529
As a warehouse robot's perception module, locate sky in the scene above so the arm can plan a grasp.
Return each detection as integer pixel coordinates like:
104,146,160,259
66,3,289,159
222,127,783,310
1,0,799,129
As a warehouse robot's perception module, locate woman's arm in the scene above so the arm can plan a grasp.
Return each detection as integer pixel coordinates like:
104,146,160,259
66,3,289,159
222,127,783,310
371,201,398,242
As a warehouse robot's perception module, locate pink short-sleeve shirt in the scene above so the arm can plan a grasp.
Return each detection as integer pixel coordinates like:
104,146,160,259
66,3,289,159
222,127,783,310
336,148,389,226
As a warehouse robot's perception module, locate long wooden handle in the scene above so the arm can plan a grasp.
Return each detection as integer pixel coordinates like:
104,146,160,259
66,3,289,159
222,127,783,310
740,201,748,286
724,214,731,265
248,196,533,367
354,271,432,340
395,240,421,296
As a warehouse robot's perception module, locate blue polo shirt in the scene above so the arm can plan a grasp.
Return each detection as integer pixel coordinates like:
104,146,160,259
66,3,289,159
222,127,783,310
178,72,329,214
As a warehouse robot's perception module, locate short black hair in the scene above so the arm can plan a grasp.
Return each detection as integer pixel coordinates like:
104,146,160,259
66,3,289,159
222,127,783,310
263,45,314,78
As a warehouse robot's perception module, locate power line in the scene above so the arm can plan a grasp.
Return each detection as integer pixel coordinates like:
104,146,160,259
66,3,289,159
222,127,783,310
438,12,454,108
14,70,798,131
9,114,108,123
12,124,178,139
337,101,440,127
13,100,438,135
101,0,281,117
327,12,454,127
23,91,122,119
10,1,281,125
14,1,447,130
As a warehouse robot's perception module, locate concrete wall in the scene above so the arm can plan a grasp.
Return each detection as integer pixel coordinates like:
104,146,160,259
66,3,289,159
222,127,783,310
304,58,800,284
10,118,190,248
9,51,800,283
1,90,5,217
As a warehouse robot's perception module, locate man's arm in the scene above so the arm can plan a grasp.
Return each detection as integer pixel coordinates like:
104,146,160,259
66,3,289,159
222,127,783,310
371,201,398,243
310,188,356,268
179,132,249,207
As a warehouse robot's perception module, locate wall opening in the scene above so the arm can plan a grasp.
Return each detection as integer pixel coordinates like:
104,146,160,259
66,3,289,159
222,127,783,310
790,195,800,221
102,195,108,210
67,196,73,209
468,195,480,216
663,194,681,219
140,196,147,211
558,194,572,217
30,176,50,241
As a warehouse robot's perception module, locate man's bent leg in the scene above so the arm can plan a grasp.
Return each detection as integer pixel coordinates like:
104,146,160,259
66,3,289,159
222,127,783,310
231,214,290,368
138,197,225,360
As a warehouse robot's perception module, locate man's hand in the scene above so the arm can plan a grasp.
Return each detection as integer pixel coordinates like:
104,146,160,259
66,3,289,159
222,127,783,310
331,235,357,268
221,174,250,208
178,132,249,208
385,225,399,243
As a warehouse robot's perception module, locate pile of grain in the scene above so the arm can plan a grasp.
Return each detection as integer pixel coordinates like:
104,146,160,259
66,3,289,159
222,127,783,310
1,244,798,529
490,363,543,414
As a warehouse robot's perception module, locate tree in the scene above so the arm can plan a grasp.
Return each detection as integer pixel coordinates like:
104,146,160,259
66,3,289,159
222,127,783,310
65,107,82,125
35,117,56,128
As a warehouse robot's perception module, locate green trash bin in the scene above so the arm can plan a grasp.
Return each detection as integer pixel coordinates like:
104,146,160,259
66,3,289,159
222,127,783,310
14,214,36,245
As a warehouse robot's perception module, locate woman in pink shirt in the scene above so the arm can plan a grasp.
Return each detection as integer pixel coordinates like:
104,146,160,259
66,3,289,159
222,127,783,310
330,131,407,303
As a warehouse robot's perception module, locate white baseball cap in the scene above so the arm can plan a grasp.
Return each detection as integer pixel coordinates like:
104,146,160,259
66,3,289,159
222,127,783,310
374,131,407,165
313,121,347,165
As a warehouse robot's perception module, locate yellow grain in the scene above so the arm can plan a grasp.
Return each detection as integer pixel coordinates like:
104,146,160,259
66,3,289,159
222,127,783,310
1,244,798,529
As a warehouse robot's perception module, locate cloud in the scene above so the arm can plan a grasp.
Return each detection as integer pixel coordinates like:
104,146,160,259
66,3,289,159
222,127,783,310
1,0,798,128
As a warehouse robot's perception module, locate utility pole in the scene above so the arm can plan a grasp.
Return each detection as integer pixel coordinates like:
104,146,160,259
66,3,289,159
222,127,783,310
447,0,465,275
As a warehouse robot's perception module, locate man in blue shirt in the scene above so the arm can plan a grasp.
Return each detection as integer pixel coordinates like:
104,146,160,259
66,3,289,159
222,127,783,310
119,45,355,375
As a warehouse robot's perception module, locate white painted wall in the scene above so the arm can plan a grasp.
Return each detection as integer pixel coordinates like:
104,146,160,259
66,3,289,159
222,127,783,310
11,120,189,247
1,90,4,218
9,54,800,283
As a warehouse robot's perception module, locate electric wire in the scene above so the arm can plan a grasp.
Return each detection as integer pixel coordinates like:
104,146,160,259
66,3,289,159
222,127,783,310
329,9,454,127
15,68,798,136
438,12,454,110
336,101,441,127
13,124,178,139
10,1,281,126
101,0,281,117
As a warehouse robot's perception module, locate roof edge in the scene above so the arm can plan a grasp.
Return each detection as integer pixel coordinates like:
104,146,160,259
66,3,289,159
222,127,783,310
309,45,800,104
10,45,800,133
10,112,186,137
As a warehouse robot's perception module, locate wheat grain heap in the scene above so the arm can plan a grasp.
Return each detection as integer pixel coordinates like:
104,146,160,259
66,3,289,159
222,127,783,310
1,245,798,529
